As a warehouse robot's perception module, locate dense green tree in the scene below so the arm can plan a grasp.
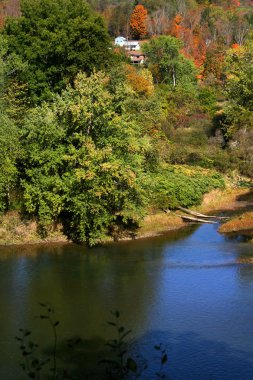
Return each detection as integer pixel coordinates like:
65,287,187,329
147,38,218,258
21,71,150,245
222,39,253,138
0,112,20,212
0,36,21,212
3,0,112,103
220,40,253,176
143,35,198,86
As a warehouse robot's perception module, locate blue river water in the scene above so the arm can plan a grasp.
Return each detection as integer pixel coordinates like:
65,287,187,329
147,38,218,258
0,223,253,379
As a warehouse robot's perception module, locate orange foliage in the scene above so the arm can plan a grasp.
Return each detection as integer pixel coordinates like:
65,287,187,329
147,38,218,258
202,44,226,83
231,43,240,49
171,13,206,68
224,0,241,9
171,14,185,39
125,64,154,97
129,4,148,40
231,0,241,7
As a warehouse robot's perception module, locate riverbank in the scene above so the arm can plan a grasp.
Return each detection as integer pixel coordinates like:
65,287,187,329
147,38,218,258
0,186,252,246
219,211,253,239
217,188,253,240
137,186,253,239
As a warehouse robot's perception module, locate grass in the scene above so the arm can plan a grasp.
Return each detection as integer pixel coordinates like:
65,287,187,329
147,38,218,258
137,211,185,238
219,212,253,234
194,187,253,214
0,211,67,245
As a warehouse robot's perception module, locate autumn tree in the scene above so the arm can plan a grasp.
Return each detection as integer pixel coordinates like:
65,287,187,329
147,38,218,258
125,64,154,96
129,4,148,39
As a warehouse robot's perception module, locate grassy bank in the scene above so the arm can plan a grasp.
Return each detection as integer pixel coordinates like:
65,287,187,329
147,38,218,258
1,187,252,246
0,211,67,245
219,211,253,236
214,187,253,239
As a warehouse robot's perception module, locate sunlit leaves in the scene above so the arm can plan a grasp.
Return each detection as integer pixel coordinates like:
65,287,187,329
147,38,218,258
21,71,150,245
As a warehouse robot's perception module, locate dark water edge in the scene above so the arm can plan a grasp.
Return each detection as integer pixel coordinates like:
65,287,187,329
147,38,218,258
0,224,253,379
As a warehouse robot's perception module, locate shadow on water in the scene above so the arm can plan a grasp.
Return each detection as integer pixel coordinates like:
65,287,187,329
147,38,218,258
38,328,253,380
55,336,109,379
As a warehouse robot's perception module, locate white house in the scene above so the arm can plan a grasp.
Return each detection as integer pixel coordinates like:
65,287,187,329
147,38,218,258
114,36,127,47
114,36,141,51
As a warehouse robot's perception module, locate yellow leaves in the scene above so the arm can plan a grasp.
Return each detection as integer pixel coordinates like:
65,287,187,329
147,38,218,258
100,162,120,172
125,65,154,97
125,169,137,187
74,71,110,95
164,163,217,178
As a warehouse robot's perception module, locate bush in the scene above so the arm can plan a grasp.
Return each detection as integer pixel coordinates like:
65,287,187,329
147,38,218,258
146,165,225,210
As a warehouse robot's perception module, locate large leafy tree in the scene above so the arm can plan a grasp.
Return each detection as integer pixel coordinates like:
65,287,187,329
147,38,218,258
143,35,198,86
224,42,253,130
21,72,150,245
0,35,22,212
3,0,112,103
214,38,253,177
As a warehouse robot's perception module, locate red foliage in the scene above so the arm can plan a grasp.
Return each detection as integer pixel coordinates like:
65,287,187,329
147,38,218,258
231,0,241,7
171,12,206,68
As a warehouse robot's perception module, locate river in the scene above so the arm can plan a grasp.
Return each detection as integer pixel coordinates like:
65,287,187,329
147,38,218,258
0,223,253,379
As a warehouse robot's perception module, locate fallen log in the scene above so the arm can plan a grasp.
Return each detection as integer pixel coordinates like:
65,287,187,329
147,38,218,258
180,215,218,224
177,207,227,220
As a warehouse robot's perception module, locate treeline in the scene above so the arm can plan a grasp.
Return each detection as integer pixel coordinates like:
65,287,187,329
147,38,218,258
91,0,253,65
0,0,252,245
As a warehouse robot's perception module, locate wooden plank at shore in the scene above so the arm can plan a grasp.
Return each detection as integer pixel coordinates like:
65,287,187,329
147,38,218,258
177,206,227,220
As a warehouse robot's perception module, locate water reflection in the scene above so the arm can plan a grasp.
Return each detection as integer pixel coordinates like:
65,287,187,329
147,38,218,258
0,224,253,379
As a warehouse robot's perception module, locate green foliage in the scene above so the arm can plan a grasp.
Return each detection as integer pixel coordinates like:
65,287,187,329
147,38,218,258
3,0,112,103
213,38,253,178
224,43,253,134
198,86,217,115
0,111,20,212
143,36,198,87
0,36,22,212
21,71,150,245
147,166,225,209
